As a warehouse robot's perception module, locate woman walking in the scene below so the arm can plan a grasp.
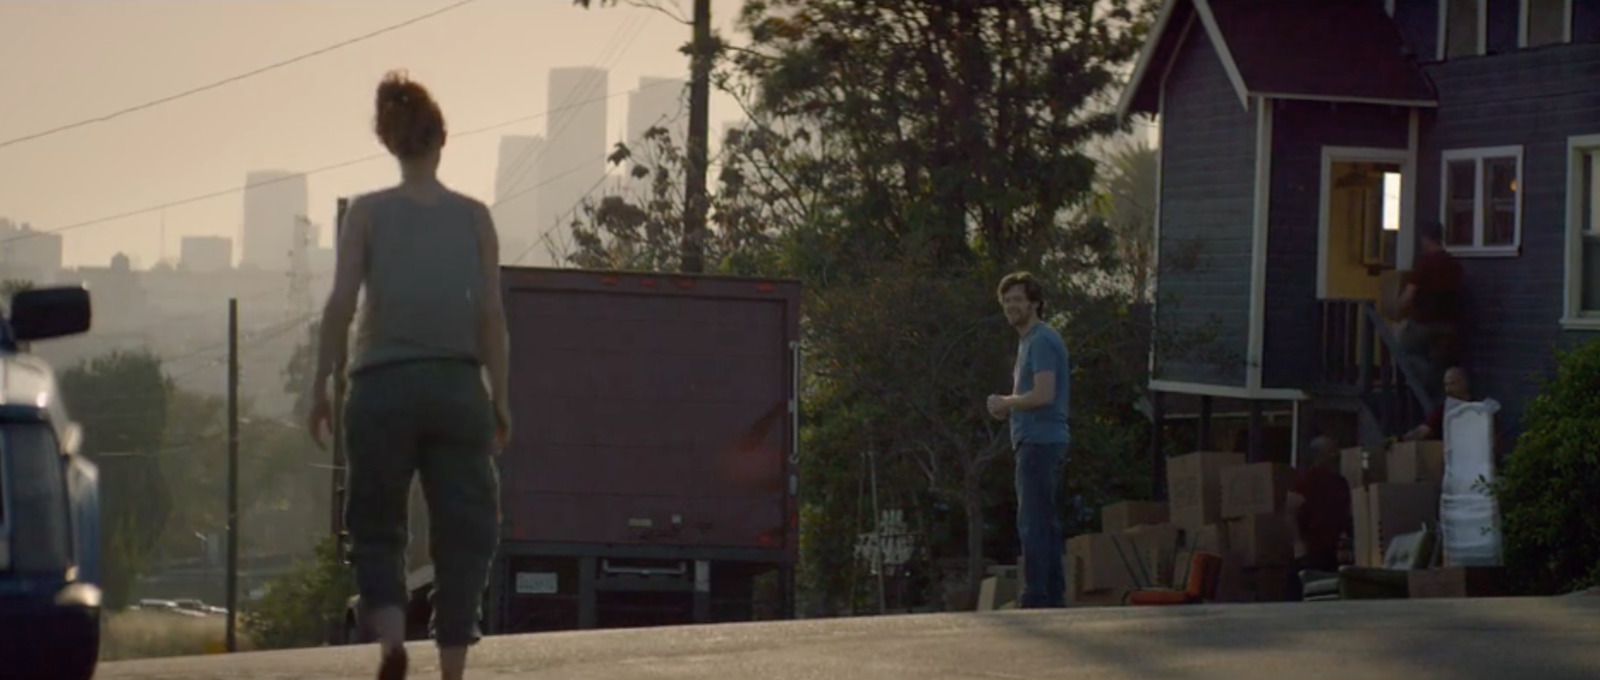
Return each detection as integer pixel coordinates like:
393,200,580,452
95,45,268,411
309,70,512,680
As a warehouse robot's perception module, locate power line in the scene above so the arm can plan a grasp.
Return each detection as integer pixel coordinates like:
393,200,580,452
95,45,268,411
0,0,479,152
0,81,681,247
494,13,651,197
509,106,690,266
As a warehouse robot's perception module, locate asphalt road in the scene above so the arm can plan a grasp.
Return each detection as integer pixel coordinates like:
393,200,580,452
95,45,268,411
99,596,1600,680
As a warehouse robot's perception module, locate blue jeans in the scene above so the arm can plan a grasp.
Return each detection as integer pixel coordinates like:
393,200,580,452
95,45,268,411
1015,442,1067,608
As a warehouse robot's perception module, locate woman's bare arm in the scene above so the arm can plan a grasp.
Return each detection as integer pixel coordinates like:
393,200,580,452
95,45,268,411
472,202,511,422
314,197,370,386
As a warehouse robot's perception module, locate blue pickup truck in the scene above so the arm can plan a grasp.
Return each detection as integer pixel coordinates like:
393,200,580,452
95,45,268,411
0,286,100,680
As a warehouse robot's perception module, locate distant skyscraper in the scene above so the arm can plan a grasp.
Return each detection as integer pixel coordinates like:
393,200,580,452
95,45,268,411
180,236,233,273
240,170,309,272
625,77,687,192
493,135,546,261
536,66,609,267
0,219,64,282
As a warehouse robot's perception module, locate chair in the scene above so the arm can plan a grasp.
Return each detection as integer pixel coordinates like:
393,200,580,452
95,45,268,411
1301,522,1437,601
1125,551,1223,606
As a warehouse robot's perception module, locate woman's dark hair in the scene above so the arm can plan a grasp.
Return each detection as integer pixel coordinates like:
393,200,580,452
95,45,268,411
374,70,446,160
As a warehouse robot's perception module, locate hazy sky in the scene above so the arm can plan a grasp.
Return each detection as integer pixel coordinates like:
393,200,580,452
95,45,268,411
0,0,747,267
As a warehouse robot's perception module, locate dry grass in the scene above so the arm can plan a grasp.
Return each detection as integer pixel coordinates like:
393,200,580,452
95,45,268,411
100,609,254,661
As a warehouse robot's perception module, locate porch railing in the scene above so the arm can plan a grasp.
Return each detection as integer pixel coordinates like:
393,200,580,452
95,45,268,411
1316,299,1436,437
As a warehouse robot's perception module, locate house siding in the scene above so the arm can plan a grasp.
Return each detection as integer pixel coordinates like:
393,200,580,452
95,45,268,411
1417,43,1600,436
1262,101,1411,390
1395,0,1600,63
1155,27,1254,387
1392,0,1439,60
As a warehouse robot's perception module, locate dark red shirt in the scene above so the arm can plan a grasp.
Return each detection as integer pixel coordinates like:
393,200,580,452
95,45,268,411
1407,250,1463,325
1290,465,1352,559
1425,403,1445,438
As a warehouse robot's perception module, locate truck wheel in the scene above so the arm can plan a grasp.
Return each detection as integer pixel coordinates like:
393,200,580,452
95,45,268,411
58,613,100,680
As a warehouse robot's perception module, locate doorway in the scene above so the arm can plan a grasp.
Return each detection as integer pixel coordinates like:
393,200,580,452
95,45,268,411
1318,149,1408,301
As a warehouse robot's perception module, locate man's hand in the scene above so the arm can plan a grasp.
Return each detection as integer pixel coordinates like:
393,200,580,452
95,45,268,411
308,379,333,450
493,401,513,454
986,394,1011,420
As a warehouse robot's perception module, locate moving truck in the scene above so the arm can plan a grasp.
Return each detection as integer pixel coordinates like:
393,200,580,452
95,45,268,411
341,266,801,640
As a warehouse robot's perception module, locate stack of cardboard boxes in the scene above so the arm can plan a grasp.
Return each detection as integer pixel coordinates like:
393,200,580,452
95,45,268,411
1165,452,1298,603
1343,440,1506,598
1063,499,1177,606
981,441,1503,611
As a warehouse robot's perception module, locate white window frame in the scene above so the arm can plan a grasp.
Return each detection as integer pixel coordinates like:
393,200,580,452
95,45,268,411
1438,146,1524,258
1561,134,1600,329
1436,0,1488,61
1519,0,1573,48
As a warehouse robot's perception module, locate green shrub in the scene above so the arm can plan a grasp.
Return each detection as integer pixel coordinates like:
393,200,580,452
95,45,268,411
241,536,354,649
1498,340,1600,595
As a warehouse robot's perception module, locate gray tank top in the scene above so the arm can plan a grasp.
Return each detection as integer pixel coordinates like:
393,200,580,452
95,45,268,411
348,188,486,374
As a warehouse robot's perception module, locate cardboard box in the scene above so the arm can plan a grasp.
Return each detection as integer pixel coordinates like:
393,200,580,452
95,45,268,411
1251,566,1294,602
1220,462,1295,519
1388,441,1446,484
1122,523,1182,589
1171,524,1227,588
1407,567,1508,599
1352,482,1441,568
1340,446,1386,489
1101,501,1169,533
1378,269,1406,321
1067,587,1129,607
1167,452,1246,530
977,574,1020,611
1224,514,1295,567
1067,533,1137,594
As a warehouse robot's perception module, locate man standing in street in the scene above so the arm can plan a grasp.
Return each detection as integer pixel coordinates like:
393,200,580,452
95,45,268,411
987,271,1071,609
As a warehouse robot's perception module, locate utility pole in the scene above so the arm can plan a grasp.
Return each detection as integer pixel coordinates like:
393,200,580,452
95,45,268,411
331,198,349,566
680,0,711,273
225,298,240,653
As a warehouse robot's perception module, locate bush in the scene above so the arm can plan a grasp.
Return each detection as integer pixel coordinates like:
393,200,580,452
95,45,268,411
100,609,247,660
241,536,354,649
1497,339,1600,595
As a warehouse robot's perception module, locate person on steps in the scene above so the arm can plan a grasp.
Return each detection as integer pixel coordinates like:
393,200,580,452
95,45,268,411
309,70,512,680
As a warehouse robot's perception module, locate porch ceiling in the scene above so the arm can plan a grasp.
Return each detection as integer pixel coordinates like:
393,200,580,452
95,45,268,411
1118,0,1439,118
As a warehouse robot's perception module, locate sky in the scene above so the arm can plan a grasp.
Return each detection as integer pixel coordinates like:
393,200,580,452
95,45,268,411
0,0,748,268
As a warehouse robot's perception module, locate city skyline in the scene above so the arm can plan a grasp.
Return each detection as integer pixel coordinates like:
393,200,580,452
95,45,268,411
0,0,750,269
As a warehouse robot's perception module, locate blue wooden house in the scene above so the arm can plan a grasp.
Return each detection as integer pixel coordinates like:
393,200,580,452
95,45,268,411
1118,0,1600,485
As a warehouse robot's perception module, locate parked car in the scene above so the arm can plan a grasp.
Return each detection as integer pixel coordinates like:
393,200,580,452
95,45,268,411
0,286,99,680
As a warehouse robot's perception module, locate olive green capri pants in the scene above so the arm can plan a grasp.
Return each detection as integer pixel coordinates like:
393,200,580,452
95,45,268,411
343,358,501,647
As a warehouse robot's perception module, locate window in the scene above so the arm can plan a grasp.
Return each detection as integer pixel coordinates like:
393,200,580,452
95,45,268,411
1440,0,1485,59
1521,0,1572,48
1439,146,1523,256
1564,135,1600,326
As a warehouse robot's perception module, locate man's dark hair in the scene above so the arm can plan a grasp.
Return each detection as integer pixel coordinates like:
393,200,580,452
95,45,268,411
997,271,1046,317
1420,220,1444,245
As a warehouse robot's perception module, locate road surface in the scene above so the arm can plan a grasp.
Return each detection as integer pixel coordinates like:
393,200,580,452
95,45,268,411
99,596,1600,679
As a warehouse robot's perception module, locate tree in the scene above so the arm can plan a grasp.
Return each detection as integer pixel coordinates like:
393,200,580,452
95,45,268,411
57,350,173,608
561,0,1170,611
1497,340,1600,595
242,536,355,650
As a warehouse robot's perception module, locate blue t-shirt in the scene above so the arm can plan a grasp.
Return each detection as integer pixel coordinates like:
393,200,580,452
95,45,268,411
1011,322,1071,446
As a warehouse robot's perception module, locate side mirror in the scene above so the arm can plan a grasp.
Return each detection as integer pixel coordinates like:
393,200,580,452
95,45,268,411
9,286,92,342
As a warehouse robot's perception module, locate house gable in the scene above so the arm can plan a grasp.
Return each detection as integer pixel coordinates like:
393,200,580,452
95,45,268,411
1119,0,1438,121
1152,18,1258,388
